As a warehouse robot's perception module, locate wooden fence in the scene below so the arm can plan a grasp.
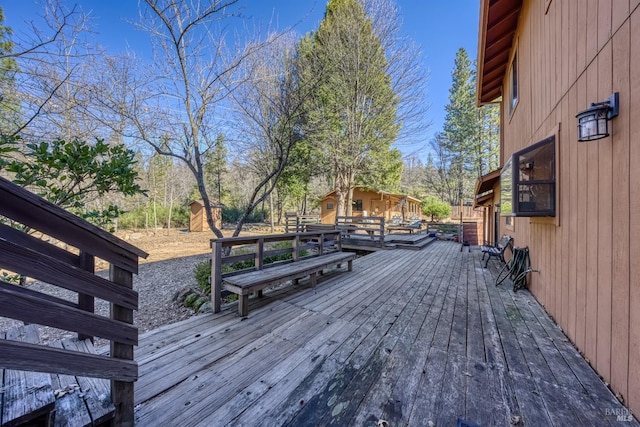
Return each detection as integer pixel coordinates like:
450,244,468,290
0,176,148,425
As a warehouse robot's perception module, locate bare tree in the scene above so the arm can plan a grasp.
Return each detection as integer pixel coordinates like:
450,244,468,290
227,32,310,236
1,1,97,140
96,0,279,238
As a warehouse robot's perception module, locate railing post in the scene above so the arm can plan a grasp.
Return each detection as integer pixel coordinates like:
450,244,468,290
110,264,136,427
256,238,264,270
379,218,385,240
211,240,222,313
78,251,95,342
293,235,299,261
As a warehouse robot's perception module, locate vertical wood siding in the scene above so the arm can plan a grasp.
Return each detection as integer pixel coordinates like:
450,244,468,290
500,0,640,412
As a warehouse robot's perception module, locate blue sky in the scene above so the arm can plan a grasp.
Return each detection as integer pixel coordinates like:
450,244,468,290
3,0,480,159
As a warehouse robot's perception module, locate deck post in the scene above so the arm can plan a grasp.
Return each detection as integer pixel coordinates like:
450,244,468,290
110,264,136,427
293,235,299,261
256,238,264,270
78,251,95,342
211,240,222,313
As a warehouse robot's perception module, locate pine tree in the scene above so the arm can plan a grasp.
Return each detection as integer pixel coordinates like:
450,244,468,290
299,0,401,216
442,48,477,205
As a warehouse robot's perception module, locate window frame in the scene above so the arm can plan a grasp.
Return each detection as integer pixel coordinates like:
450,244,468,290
508,50,519,116
511,135,556,217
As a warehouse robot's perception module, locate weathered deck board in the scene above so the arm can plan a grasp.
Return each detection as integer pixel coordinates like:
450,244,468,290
1,324,54,427
134,241,638,426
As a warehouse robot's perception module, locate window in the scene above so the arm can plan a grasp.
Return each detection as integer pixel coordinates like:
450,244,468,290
502,135,556,217
509,51,518,114
352,199,363,211
326,202,334,210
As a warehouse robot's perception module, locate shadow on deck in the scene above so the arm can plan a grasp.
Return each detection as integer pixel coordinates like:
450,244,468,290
134,241,636,426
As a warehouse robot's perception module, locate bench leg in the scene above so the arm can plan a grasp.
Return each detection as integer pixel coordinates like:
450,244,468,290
310,272,317,287
238,294,249,317
348,259,353,272
293,278,300,286
484,256,490,268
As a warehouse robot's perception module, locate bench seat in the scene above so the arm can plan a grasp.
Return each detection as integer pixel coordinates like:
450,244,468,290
481,235,513,268
224,251,356,316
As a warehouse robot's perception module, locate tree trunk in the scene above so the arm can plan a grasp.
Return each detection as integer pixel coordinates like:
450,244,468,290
269,190,274,233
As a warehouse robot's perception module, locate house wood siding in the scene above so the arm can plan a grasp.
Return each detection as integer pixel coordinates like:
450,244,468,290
481,0,640,412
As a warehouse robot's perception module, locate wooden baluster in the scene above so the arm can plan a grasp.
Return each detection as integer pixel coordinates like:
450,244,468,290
110,264,136,427
78,251,95,342
211,240,222,313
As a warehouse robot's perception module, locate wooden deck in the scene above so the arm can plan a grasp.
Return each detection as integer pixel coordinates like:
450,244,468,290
342,232,435,251
134,241,637,426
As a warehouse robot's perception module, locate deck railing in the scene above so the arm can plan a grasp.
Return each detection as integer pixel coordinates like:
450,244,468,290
0,176,148,425
335,215,385,241
284,213,321,233
210,230,343,312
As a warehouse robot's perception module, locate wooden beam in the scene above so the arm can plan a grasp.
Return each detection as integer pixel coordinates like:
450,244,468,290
0,340,137,381
0,176,147,274
78,251,96,341
0,222,80,268
0,239,138,310
110,265,136,427
0,284,137,345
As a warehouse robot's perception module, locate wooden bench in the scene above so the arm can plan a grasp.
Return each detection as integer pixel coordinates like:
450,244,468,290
211,230,356,317
481,235,513,268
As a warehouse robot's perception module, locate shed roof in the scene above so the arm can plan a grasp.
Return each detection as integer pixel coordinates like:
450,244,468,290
477,0,523,105
190,199,225,208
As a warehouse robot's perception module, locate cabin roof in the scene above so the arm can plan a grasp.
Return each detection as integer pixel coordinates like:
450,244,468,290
319,187,421,204
477,0,523,105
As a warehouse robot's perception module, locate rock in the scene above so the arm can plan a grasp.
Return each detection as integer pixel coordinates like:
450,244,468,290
198,302,212,313
173,287,193,303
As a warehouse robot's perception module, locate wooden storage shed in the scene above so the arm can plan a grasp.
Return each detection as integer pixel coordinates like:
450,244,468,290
189,200,223,232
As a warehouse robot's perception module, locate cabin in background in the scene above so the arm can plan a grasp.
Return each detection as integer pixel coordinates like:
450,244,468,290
319,187,421,225
476,0,640,414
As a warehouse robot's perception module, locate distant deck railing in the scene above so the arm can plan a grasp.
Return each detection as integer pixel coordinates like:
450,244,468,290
0,176,148,425
284,212,320,233
335,215,385,242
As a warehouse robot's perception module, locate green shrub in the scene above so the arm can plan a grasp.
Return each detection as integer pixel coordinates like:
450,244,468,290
193,261,211,294
184,293,199,307
118,204,190,229
221,206,268,223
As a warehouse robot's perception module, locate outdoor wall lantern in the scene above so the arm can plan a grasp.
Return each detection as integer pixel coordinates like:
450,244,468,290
576,92,619,141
